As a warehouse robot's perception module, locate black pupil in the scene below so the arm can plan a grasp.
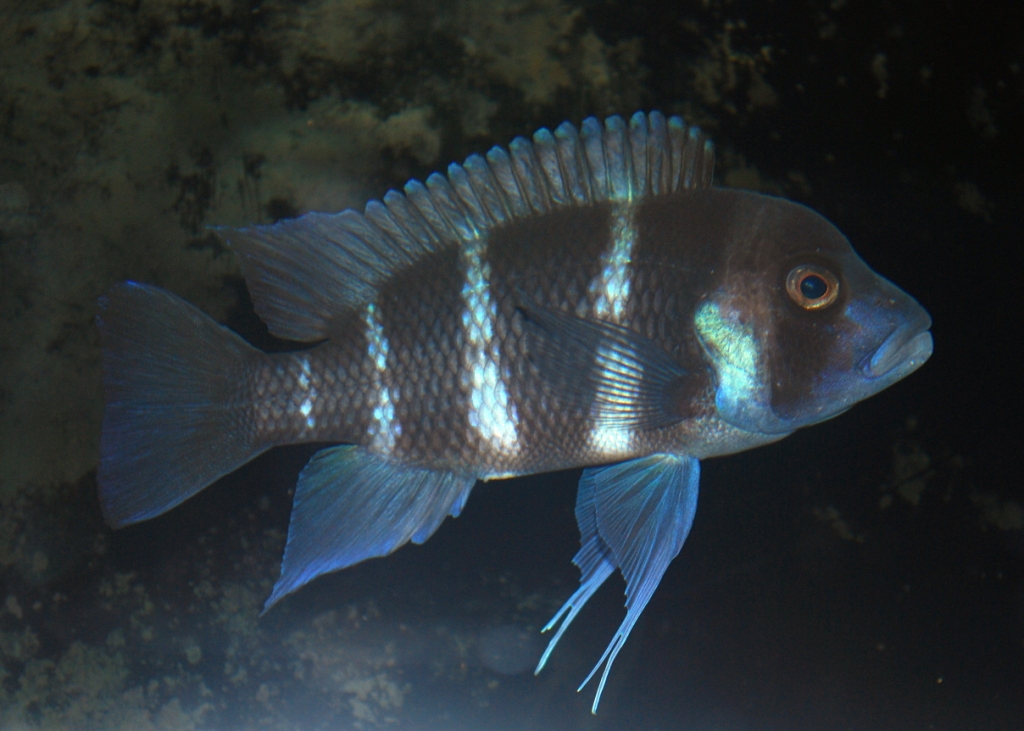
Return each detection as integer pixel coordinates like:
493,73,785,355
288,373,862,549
800,274,828,300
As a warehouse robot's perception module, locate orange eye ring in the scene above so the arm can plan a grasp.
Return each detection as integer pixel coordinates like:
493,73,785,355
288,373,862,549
786,264,840,310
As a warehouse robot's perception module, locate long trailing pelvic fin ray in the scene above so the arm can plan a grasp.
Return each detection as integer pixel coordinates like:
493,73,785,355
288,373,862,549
537,453,700,713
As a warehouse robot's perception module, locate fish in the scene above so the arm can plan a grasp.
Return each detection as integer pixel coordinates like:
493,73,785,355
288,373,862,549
97,111,933,712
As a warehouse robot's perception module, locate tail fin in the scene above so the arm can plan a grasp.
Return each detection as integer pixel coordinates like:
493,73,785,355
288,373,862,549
97,282,263,528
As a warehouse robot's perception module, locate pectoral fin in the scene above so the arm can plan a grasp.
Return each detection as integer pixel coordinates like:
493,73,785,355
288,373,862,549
537,454,700,713
265,446,476,610
518,301,694,431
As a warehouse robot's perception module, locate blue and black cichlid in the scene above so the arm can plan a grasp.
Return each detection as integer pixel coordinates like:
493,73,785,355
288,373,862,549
98,111,932,711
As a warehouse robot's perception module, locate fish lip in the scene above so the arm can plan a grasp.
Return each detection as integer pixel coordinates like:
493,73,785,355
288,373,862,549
865,325,934,379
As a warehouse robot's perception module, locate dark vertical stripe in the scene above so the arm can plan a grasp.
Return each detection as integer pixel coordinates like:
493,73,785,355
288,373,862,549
486,202,615,472
375,246,473,469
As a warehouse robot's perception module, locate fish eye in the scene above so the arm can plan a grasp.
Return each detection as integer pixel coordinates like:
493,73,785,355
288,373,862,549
786,264,839,310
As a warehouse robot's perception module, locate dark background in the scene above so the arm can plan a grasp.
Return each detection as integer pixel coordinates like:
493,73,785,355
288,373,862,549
2,1,1021,729
199,2,1024,727
565,2,1024,727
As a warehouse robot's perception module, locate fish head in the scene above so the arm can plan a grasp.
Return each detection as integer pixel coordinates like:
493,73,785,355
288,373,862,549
694,190,932,437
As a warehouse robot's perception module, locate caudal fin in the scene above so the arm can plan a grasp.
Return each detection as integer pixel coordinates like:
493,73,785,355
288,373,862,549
98,282,263,528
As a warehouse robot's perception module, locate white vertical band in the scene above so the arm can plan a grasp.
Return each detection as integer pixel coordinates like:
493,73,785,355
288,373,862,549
459,233,519,458
586,202,639,458
590,202,637,322
295,356,317,431
364,303,398,454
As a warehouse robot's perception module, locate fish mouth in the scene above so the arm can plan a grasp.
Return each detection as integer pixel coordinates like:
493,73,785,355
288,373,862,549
865,323,934,380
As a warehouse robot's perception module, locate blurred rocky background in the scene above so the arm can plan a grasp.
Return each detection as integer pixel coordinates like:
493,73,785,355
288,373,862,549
1,1,1021,729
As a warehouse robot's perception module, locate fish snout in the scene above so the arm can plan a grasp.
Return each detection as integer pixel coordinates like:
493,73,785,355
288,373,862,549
865,310,933,380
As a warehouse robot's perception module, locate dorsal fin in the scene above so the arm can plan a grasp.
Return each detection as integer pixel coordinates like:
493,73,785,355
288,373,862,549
222,111,715,342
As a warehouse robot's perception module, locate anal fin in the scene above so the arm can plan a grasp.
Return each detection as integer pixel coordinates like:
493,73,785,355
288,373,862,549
537,454,700,713
265,446,477,610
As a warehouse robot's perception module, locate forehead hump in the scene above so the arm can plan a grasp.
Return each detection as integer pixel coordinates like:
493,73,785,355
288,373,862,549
762,195,854,259
636,189,856,270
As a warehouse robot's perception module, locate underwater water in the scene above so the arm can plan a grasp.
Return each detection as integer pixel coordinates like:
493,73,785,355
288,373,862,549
1,0,1021,729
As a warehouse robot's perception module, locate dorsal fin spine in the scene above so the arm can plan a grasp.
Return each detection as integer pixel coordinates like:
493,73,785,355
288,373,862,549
682,127,698,188
628,112,649,201
532,128,569,206
463,154,510,226
509,137,550,215
446,164,491,235
701,139,715,187
485,147,531,218
382,189,439,249
667,116,687,192
424,173,468,241
364,199,415,265
444,164,487,236
603,115,632,202
554,121,592,204
580,117,608,201
405,179,452,245
647,112,669,195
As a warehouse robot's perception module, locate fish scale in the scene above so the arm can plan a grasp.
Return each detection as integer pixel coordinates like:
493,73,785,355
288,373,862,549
379,247,477,466
245,324,375,450
97,111,932,713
